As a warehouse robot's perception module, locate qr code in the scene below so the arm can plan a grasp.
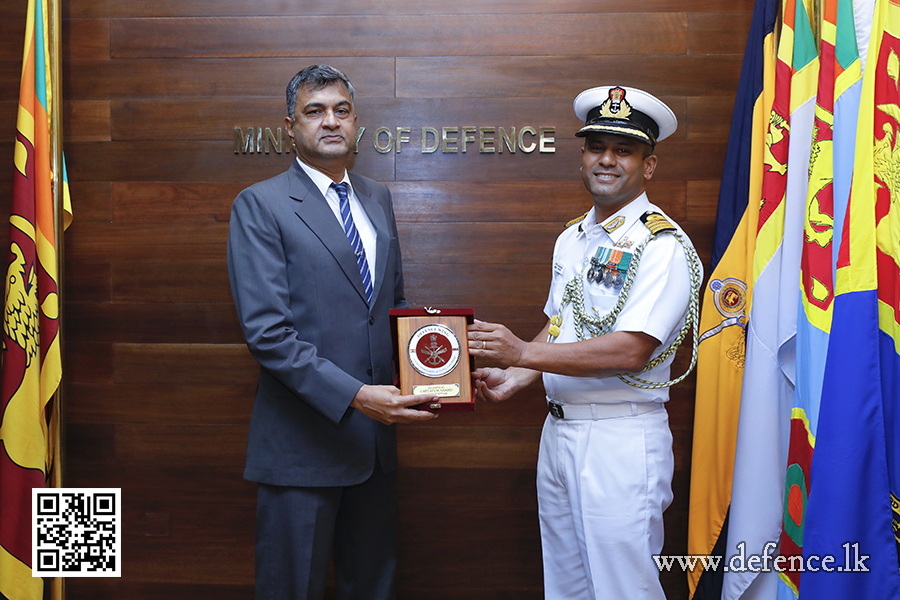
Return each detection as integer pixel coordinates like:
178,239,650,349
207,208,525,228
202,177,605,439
32,488,121,577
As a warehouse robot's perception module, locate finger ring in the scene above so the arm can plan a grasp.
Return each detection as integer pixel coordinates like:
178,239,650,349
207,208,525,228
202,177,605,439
481,341,486,350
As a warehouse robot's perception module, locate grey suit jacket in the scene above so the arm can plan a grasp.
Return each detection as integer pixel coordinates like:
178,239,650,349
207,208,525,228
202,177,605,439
227,160,407,487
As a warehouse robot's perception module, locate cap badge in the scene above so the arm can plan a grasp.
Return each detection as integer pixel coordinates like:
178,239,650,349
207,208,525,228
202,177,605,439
598,87,632,120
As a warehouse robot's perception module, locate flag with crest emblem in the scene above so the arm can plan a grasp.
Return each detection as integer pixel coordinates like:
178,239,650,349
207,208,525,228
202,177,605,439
801,0,900,596
0,0,71,598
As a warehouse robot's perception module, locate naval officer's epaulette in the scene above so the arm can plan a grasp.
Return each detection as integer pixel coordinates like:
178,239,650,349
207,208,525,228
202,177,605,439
565,210,591,229
640,211,677,235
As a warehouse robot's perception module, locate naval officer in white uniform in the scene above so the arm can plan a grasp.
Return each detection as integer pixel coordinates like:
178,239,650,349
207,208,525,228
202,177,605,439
467,85,702,600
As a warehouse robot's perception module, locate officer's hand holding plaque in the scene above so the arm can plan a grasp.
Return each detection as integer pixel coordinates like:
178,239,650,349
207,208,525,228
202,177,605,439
389,308,476,412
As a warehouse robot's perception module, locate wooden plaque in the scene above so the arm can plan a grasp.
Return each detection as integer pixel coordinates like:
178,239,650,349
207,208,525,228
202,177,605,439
390,308,475,412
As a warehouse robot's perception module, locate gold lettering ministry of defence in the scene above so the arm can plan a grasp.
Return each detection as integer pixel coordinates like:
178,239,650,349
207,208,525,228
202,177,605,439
233,126,556,155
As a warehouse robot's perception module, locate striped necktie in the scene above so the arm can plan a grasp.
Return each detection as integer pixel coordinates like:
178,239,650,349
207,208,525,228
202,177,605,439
332,182,373,304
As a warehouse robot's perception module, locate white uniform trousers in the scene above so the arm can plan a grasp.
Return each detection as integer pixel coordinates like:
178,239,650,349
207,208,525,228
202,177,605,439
537,406,674,600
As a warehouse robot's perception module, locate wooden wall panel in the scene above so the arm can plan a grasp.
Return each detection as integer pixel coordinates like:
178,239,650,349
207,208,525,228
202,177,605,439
65,222,228,261
108,15,688,58
65,100,111,141
0,20,26,62
688,96,737,140
63,18,110,60
113,344,256,384
395,56,744,97
64,57,397,99
66,383,255,424
0,1,750,597
63,582,255,600
0,63,26,102
66,343,114,384
67,0,754,18
112,182,242,221
112,260,233,303
65,302,245,343
689,12,755,54
66,181,113,221
65,463,257,505
0,3,29,19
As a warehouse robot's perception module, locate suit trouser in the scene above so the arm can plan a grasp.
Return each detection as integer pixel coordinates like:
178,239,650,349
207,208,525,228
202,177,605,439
255,464,398,600
537,406,674,600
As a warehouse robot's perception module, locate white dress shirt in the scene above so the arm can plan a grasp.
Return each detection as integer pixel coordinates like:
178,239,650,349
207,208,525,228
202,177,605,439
296,158,377,288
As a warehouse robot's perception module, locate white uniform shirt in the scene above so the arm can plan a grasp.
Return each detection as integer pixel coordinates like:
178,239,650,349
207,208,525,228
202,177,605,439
296,157,378,288
542,192,699,404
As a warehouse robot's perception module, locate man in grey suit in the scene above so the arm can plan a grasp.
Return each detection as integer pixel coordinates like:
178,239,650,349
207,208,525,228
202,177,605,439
227,64,437,600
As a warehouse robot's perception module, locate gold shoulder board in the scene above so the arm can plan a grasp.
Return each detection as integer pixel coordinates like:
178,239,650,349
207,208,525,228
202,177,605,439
640,211,676,235
565,210,591,229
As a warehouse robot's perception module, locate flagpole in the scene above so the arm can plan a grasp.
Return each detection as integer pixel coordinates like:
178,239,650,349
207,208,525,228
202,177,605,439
48,0,64,487
48,0,65,597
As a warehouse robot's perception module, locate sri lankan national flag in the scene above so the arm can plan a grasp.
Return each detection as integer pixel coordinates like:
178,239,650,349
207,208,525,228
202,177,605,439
775,0,862,596
687,0,777,596
0,0,71,598
800,0,900,596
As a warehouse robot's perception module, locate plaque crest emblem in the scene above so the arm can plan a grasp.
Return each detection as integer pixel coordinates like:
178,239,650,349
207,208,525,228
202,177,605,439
408,324,461,378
